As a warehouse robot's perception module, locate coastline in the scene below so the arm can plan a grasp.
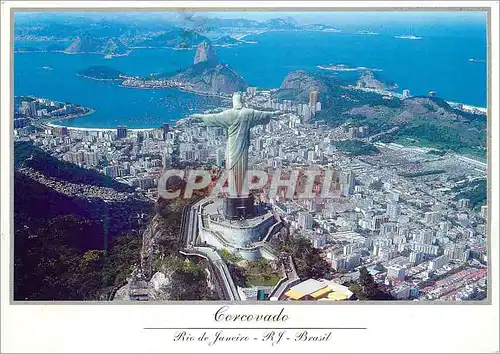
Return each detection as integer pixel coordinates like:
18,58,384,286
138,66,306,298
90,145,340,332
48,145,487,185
77,74,125,82
317,64,383,72
15,49,131,58
118,82,231,99
346,85,487,113
45,122,157,132
38,82,485,132
40,103,157,132
42,108,96,127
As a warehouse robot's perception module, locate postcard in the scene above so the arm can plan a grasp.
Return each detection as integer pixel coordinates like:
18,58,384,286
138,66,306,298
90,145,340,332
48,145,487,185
1,1,498,353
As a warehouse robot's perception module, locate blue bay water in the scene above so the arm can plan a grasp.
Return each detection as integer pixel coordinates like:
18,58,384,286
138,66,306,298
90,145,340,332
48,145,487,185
14,26,487,129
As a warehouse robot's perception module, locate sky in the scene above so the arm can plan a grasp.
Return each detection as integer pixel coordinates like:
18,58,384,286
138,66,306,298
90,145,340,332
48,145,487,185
16,10,487,26
200,11,487,24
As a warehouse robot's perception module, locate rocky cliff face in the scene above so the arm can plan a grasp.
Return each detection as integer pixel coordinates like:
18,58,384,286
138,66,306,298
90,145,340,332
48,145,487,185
193,40,218,65
113,199,218,301
113,270,173,301
140,214,179,278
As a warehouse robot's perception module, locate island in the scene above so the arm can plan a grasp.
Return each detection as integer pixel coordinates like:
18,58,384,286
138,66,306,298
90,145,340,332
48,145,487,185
212,35,256,47
77,66,128,81
394,35,422,40
469,58,486,63
357,30,379,35
317,63,382,72
300,24,342,32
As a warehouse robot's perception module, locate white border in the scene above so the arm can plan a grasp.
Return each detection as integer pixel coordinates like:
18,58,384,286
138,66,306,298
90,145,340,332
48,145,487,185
1,2,499,353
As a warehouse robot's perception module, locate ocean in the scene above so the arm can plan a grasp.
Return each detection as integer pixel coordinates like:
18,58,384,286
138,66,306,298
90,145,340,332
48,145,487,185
14,24,487,129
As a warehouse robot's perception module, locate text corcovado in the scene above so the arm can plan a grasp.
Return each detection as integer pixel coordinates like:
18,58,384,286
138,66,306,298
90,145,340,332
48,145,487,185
214,306,289,322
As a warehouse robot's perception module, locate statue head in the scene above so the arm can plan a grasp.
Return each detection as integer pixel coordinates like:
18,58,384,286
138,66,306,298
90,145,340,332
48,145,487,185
232,92,243,110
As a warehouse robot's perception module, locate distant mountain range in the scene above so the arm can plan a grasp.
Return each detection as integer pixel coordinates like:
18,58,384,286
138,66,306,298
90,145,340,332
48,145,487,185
193,16,342,32
130,27,207,49
64,36,129,55
15,16,343,51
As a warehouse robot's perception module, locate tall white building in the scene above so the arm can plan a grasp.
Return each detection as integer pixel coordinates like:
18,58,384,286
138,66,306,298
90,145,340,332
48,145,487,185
424,211,441,224
458,198,470,208
391,284,411,299
413,243,439,256
428,255,449,270
409,251,424,265
298,212,313,230
344,244,355,255
387,202,400,219
387,265,406,281
480,205,488,219
416,229,435,244
312,234,327,248
444,244,470,262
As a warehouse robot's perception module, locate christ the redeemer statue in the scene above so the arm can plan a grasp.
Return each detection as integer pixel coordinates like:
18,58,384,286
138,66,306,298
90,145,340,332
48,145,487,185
190,92,275,219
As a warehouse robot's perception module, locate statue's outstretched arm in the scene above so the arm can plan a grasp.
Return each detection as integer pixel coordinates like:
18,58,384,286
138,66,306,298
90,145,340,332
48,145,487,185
252,110,279,126
190,111,234,128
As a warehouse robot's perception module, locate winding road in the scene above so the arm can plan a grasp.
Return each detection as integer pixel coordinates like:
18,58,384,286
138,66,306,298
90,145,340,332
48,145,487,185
179,198,241,301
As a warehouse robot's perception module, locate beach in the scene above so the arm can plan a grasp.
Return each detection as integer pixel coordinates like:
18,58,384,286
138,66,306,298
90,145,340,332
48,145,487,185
46,122,157,132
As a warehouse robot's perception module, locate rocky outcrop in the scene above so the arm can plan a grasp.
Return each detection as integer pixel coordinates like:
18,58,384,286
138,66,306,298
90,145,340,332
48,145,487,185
279,70,329,93
213,36,245,47
356,71,398,90
101,38,128,55
65,36,128,55
193,40,218,64
145,39,247,94
112,270,173,301
172,61,248,94
64,35,104,53
261,17,297,29
148,271,173,300
140,214,177,278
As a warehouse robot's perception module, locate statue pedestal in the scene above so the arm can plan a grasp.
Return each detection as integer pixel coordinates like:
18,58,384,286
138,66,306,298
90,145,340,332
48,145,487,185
198,197,281,261
223,195,255,220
